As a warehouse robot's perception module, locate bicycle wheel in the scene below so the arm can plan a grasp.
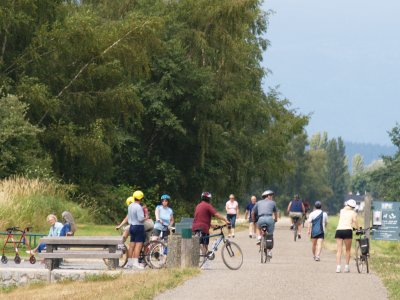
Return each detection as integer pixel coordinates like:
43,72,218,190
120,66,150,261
221,240,243,270
260,236,266,263
103,241,128,268
355,243,369,273
146,241,167,269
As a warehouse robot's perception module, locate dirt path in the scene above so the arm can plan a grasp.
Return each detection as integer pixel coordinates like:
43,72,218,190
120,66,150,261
155,218,387,300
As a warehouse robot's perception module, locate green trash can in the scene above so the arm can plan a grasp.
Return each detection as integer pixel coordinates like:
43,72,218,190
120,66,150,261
181,228,192,239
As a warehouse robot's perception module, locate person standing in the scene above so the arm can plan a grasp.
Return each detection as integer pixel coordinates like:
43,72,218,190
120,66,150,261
117,190,145,269
307,201,328,261
245,195,257,238
225,194,239,238
335,199,358,273
192,192,229,269
287,194,305,239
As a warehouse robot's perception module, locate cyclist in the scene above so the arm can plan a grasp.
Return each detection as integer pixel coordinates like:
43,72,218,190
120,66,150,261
244,195,257,238
252,190,278,257
225,194,239,238
287,194,305,239
152,194,174,241
116,190,145,269
192,192,230,269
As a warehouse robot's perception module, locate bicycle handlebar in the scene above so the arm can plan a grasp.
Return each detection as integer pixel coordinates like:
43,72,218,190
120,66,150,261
212,224,227,231
6,226,19,232
353,227,371,235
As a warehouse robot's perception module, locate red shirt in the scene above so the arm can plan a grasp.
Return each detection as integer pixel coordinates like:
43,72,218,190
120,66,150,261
192,201,217,234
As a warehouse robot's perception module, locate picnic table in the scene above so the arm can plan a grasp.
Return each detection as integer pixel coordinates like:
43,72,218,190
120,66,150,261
38,236,123,270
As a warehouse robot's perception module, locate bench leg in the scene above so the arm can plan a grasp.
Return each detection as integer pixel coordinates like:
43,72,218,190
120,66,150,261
45,259,54,271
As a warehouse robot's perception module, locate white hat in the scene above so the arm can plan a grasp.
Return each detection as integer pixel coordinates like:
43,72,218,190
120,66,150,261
346,199,357,208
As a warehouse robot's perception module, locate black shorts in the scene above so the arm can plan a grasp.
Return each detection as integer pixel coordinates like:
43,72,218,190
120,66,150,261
152,228,170,238
194,230,209,245
335,229,353,239
312,233,325,239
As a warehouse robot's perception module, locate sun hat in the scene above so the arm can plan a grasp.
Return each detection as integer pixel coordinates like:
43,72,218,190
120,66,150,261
346,199,357,208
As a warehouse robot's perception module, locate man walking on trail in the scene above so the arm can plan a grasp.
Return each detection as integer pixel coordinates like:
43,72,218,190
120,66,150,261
245,195,257,238
307,201,328,261
192,192,230,269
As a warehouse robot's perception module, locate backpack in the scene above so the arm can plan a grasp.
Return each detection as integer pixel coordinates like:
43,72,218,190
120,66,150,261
311,211,324,238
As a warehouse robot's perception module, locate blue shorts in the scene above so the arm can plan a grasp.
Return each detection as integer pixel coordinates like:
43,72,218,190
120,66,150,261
227,214,237,228
257,216,275,234
129,225,145,243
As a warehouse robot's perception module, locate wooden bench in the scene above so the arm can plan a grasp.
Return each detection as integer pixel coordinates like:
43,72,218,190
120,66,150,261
38,236,123,270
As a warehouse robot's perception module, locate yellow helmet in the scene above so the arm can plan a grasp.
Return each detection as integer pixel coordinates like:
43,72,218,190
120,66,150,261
132,190,144,201
126,196,134,206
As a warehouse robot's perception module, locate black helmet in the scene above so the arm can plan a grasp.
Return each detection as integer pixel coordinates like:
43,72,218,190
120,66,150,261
201,192,212,202
314,201,322,209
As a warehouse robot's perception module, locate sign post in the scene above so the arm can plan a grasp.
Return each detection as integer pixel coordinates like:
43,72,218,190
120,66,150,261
372,201,400,241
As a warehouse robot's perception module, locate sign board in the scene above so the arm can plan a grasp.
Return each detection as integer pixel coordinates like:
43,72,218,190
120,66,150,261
372,201,400,241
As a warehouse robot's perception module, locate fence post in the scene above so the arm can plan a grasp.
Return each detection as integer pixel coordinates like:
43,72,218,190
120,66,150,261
166,234,182,268
364,194,372,239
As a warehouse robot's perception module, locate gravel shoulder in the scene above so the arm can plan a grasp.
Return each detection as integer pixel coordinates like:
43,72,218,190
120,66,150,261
155,218,387,300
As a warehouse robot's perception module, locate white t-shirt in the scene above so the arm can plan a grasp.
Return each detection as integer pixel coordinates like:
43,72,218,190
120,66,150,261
226,200,238,215
307,209,328,232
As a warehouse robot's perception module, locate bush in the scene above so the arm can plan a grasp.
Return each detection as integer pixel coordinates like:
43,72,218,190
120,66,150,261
0,177,90,232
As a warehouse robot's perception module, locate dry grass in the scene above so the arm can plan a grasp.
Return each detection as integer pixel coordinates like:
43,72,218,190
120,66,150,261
1,269,199,300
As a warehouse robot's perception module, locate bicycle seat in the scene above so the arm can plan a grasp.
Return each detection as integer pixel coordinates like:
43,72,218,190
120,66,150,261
6,226,19,232
261,225,268,232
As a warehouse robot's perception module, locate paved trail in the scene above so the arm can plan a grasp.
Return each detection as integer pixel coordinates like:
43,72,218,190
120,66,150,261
156,218,387,300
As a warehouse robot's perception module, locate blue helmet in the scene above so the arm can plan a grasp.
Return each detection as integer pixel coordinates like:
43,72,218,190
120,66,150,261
160,194,171,202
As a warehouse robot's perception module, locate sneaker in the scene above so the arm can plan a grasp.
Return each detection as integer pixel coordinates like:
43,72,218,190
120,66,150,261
232,235,235,238
336,265,341,273
315,256,320,261
313,256,316,261
267,250,272,258
344,265,350,273
256,239,261,245
298,234,301,239
249,234,252,238
123,264,133,269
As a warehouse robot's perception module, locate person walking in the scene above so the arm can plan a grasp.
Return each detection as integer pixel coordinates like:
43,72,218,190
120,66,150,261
192,192,229,269
225,194,239,238
335,199,358,273
307,201,328,261
245,195,257,238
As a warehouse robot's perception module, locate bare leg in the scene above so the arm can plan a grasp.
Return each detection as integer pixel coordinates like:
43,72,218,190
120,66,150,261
316,238,323,257
336,239,343,265
311,238,317,256
128,242,135,259
344,239,352,264
133,242,143,259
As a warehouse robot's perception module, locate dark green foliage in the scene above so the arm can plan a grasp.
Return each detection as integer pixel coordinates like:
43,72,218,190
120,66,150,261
1,0,310,221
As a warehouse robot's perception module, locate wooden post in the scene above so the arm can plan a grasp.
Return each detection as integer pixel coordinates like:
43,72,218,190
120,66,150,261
181,236,200,267
166,234,182,268
364,194,372,239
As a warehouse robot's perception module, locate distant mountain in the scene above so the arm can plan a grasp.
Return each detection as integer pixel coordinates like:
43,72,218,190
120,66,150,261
345,141,397,171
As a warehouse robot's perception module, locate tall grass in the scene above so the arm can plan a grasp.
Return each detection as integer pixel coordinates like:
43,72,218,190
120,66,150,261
0,176,90,232
325,214,400,300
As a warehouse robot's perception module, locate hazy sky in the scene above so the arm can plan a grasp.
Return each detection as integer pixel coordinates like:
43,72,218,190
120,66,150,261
261,0,400,145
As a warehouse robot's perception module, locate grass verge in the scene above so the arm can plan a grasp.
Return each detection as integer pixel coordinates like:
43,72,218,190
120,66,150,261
0,268,200,300
324,215,400,300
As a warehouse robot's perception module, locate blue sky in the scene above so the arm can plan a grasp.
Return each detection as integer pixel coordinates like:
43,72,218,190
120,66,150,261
261,0,400,145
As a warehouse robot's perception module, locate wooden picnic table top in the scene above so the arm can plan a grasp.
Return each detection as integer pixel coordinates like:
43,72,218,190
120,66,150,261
39,236,123,246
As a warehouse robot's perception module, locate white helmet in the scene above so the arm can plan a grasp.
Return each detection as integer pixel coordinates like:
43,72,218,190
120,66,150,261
262,190,274,198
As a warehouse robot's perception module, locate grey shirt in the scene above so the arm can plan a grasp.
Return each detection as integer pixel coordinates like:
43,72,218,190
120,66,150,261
253,199,277,216
128,202,145,225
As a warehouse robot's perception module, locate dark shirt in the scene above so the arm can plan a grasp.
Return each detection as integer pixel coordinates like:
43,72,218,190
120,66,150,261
192,201,217,234
246,203,256,220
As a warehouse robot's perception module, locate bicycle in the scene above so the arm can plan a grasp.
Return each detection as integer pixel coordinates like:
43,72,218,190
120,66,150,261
259,225,273,263
1,226,36,264
197,224,243,270
354,227,371,274
292,216,301,241
146,224,174,269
